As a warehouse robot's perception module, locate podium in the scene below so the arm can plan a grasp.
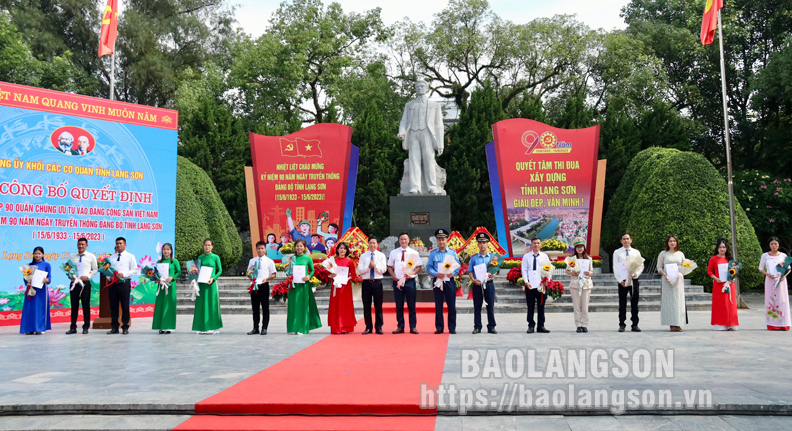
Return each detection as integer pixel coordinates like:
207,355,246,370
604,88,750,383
91,274,131,329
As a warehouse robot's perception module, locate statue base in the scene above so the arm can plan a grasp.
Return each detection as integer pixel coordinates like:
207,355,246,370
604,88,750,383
389,194,451,245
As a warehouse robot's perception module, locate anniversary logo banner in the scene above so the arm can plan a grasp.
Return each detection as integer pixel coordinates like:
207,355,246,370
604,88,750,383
0,81,178,324
249,123,359,259
487,118,600,257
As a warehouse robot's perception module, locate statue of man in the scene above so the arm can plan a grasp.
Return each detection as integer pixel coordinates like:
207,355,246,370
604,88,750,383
398,79,444,194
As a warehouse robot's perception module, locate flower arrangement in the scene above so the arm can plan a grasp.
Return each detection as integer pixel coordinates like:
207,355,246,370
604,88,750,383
98,256,120,285
409,237,427,252
506,267,522,285
447,234,466,252
141,266,158,283
541,238,567,252
728,260,742,281
501,258,522,269
679,259,698,276
313,265,334,285
279,242,295,255
271,277,291,302
96,253,111,262
275,262,286,272
453,263,469,286
185,260,200,300
20,264,38,298
544,279,565,300
309,276,323,288
539,263,554,279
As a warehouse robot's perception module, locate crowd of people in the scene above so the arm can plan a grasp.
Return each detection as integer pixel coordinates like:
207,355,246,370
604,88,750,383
15,231,791,336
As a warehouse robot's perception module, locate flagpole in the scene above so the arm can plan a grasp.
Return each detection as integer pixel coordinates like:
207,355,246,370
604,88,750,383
717,10,746,308
109,48,115,101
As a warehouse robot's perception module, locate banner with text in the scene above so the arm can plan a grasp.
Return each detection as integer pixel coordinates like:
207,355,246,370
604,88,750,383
487,119,600,257
0,81,178,324
249,124,358,260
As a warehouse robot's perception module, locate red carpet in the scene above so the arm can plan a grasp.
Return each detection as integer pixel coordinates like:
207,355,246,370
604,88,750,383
176,308,449,430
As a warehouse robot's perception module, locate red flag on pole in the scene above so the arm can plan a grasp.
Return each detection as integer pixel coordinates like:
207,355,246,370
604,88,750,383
98,0,119,57
700,0,724,45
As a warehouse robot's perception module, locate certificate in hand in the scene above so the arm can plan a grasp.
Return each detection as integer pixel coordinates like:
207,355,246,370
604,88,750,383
31,269,47,288
393,261,405,280
717,263,729,282
528,271,541,290
292,265,307,282
473,263,488,282
616,261,629,282
197,266,214,284
156,263,170,281
578,259,591,274
335,266,349,285
77,261,88,278
664,263,680,283
256,264,270,285
768,258,780,276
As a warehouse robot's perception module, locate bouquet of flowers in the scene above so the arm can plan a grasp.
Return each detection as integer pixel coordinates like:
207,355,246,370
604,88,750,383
246,263,258,293
141,266,158,283
454,263,469,295
773,256,792,288
271,277,292,303
679,259,698,276
565,257,577,272
538,263,554,294
434,256,461,289
506,267,522,285
61,261,83,293
396,257,419,289
185,260,200,300
98,256,121,285
279,242,296,255
319,211,330,223
20,264,38,298
626,255,645,276
545,279,565,300
727,260,742,281
488,253,503,275
314,264,334,287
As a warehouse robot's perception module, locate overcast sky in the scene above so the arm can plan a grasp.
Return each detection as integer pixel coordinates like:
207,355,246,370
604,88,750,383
231,0,631,37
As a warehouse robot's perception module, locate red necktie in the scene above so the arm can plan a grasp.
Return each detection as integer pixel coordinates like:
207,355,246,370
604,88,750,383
401,250,405,262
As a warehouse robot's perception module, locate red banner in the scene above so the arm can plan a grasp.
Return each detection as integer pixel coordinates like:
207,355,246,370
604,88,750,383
249,124,357,256
491,119,600,256
0,81,178,130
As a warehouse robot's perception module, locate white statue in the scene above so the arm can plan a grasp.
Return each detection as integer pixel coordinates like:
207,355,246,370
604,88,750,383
398,79,446,195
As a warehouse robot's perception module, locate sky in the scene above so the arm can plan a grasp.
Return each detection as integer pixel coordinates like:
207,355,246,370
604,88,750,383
231,0,632,37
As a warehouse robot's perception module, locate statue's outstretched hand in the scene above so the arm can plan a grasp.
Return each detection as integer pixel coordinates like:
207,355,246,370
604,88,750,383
397,132,405,141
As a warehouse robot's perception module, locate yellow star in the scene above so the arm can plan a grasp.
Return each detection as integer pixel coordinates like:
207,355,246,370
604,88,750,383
305,143,312,151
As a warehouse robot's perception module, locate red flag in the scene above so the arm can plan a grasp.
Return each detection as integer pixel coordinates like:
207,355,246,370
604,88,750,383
279,138,299,157
98,0,119,57
700,0,723,45
296,138,322,158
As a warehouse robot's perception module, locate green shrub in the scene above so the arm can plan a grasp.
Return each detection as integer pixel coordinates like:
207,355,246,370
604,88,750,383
175,156,242,268
604,148,763,289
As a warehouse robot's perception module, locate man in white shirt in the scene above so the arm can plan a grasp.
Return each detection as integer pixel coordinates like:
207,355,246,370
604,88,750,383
387,232,422,334
520,237,551,333
613,233,644,332
107,237,138,335
65,237,98,335
357,236,387,334
247,240,278,335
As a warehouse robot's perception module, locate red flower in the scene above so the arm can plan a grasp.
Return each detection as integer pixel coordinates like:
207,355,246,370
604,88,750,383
506,267,522,284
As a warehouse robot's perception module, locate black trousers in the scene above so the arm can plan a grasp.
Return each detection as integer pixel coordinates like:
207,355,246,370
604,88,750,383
69,280,92,331
618,279,640,326
251,283,270,330
525,288,546,329
472,280,496,331
433,279,457,332
108,279,131,330
362,279,384,331
393,278,417,330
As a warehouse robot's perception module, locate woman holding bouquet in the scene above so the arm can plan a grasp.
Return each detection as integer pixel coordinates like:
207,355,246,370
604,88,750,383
193,239,223,334
326,242,357,334
707,239,739,330
152,243,181,334
19,247,51,335
758,237,791,330
286,239,322,334
657,235,687,332
564,238,592,333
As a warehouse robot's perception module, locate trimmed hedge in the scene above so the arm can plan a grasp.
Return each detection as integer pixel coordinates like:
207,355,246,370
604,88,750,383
175,156,242,268
603,148,763,289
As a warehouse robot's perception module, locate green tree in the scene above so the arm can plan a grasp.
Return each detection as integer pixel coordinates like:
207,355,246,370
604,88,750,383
598,105,641,211
0,13,75,89
175,155,242,267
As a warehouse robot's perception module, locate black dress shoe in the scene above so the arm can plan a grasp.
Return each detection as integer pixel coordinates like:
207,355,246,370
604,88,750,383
526,327,535,333
576,327,582,333
107,329,119,334
472,328,481,334
618,324,626,332
392,328,404,334
122,329,129,335
488,329,498,334
410,328,419,334
65,329,77,334
537,327,550,333
434,330,443,334
82,329,89,334
582,327,588,333
247,329,260,335
159,330,165,334
631,326,641,332
449,330,456,334
375,329,384,335
261,329,267,335
362,329,372,335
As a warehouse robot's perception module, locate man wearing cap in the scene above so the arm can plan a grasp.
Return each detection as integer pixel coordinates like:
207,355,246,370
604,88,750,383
357,236,387,334
387,232,422,334
468,232,498,334
426,229,460,334
521,237,551,333
285,209,312,245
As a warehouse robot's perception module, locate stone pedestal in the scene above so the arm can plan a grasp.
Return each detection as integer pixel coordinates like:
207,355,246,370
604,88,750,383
389,195,451,245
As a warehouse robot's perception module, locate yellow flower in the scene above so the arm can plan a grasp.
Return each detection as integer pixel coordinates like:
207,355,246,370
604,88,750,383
729,268,737,276
568,260,576,268
406,261,415,268
683,262,691,268
443,262,452,270
542,265,552,271
23,269,33,276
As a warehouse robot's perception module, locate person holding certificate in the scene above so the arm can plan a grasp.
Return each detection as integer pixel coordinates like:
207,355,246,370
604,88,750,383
467,232,497,334
758,236,791,330
286,239,322,334
657,235,687,332
426,229,461,334
193,238,223,334
247,241,277,335
152,243,181,334
65,237,98,334
565,238,593,333
521,237,551,333
388,232,422,334
107,237,138,335
707,239,738,330
357,236,387,334
326,242,357,334
612,233,643,332
19,247,52,335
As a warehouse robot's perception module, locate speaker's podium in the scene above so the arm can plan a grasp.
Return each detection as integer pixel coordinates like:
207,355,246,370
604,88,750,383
91,274,131,329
